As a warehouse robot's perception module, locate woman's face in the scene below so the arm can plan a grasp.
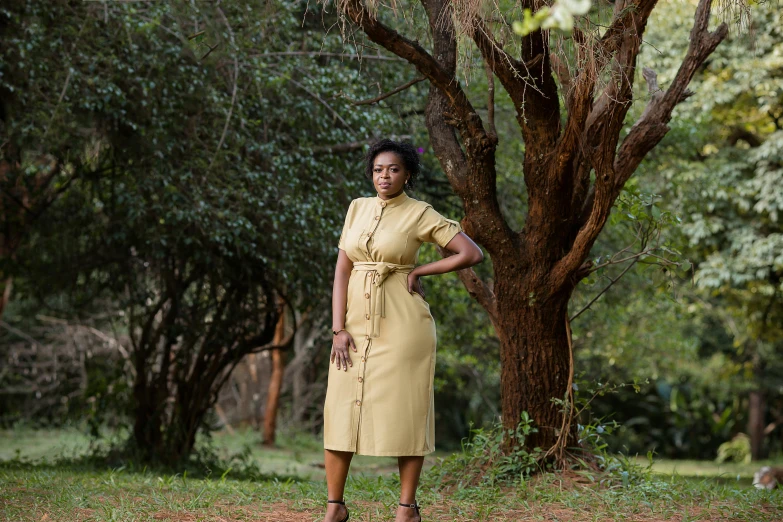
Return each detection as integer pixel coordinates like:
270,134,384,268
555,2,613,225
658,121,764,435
372,151,409,199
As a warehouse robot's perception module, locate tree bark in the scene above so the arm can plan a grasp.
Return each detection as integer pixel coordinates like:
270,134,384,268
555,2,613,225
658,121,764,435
495,273,573,448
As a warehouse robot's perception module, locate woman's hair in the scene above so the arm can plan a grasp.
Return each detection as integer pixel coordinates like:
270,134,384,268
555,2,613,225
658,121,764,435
364,138,421,189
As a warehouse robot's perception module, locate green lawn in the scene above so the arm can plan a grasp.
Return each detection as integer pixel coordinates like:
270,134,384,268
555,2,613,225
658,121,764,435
1,428,781,521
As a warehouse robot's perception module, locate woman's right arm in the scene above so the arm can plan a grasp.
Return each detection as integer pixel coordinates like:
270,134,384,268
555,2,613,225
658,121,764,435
331,249,356,371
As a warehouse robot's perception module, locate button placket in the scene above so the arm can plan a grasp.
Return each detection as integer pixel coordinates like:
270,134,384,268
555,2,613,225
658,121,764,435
362,208,383,257
354,204,388,450
353,335,371,450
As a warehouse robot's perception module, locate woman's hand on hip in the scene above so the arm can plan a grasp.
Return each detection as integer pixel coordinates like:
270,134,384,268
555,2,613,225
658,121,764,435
407,269,425,299
331,330,356,371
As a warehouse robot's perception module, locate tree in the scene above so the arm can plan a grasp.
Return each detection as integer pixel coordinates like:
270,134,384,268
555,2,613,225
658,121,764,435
329,0,729,457
7,0,417,463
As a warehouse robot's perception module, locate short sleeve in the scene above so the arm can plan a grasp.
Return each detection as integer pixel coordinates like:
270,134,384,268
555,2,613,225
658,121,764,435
337,199,356,250
416,205,463,248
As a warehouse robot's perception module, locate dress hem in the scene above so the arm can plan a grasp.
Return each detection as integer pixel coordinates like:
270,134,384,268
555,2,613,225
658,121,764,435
324,445,435,457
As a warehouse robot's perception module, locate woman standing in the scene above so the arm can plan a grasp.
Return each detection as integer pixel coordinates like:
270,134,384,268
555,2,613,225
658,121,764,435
323,139,484,522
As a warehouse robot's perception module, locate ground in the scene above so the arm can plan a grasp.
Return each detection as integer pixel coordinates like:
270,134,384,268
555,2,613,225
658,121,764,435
1,428,781,521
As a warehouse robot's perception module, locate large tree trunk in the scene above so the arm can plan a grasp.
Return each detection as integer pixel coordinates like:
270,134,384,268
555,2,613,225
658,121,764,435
495,278,573,448
339,0,727,459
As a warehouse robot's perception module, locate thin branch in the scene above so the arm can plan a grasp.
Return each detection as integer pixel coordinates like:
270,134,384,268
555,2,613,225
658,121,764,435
201,42,219,60
352,76,425,106
287,77,351,129
210,6,238,168
43,69,73,140
542,314,575,463
251,51,404,61
570,256,639,322
311,135,411,154
0,320,42,346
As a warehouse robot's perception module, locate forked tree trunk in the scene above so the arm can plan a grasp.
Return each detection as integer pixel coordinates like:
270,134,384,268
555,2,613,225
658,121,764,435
339,0,728,457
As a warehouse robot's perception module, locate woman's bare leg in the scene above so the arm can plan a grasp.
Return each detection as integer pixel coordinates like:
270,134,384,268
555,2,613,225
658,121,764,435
324,449,353,522
395,455,424,521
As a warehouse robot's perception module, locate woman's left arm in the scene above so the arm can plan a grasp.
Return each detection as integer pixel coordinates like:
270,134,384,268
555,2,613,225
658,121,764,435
407,232,483,296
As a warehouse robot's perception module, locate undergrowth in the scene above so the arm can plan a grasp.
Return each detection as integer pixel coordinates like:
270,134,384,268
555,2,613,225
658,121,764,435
424,410,653,491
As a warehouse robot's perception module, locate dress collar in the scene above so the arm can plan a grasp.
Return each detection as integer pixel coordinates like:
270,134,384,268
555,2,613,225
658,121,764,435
375,190,409,208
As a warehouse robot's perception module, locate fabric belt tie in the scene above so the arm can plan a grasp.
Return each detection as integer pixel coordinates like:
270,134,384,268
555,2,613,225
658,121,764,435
352,261,415,339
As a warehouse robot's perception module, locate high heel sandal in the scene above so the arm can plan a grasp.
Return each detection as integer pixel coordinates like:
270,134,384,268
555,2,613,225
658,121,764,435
399,502,421,521
327,499,349,522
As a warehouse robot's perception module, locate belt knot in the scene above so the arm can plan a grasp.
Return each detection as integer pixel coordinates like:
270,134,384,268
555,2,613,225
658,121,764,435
352,261,415,338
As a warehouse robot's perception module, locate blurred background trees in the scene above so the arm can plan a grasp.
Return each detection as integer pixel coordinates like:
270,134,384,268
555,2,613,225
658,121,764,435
1,0,781,466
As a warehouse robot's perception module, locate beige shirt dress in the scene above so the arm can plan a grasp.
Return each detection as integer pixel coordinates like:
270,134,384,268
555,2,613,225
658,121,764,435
323,190,463,456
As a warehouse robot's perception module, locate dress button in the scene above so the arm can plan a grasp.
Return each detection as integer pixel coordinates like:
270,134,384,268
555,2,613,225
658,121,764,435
365,314,370,319
360,357,366,362
365,293,370,299
358,377,363,383
356,400,362,406
375,216,380,220
368,232,373,237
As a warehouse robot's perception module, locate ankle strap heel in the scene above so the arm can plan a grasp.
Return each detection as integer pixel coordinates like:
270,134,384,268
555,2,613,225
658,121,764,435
399,502,421,518
328,499,349,522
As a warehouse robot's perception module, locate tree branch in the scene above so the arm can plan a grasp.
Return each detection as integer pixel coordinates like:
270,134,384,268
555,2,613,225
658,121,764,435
469,17,560,145
352,76,425,105
552,0,727,290
310,135,412,154
336,0,483,133
209,6,238,168
437,246,499,328
614,0,728,182
253,51,405,61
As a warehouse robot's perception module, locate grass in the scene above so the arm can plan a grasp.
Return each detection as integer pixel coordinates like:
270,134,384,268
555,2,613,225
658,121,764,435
1,427,782,521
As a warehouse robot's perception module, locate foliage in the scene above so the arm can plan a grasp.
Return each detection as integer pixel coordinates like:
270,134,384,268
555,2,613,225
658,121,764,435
425,412,542,488
717,433,752,464
565,0,783,459
424,404,652,489
0,0,418,461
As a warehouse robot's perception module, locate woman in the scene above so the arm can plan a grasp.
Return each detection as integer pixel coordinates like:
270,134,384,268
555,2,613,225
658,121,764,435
323,139,484,522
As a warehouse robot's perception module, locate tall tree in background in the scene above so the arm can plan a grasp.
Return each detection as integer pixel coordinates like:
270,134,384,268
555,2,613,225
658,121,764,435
331,0,729,456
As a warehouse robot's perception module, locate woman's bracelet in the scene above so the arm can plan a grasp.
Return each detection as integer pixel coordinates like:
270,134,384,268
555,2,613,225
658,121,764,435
332,327,346,336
